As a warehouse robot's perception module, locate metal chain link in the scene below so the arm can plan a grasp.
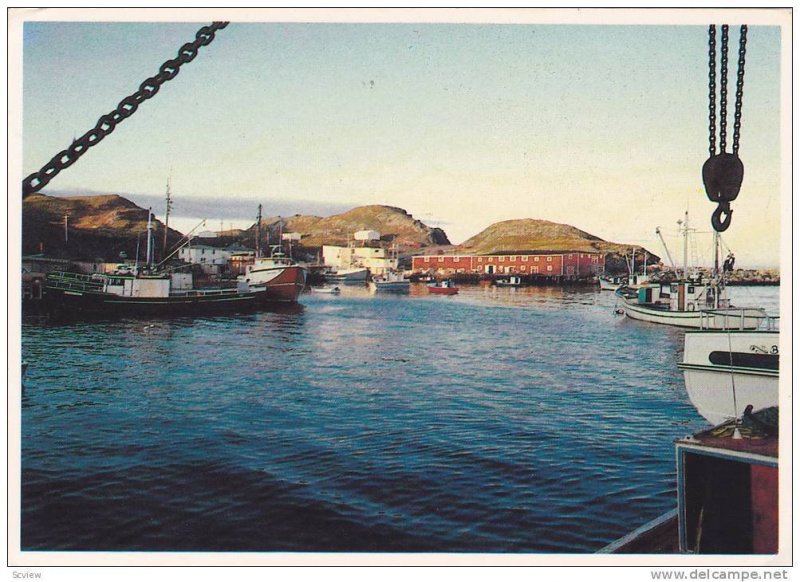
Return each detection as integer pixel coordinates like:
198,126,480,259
22,21,229,198
707,25,716,157
718,25,729,153
733,25,747,155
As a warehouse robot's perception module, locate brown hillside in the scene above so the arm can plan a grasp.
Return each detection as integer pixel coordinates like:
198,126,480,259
22,193,183,261
244,205,450,249
459,218,659,263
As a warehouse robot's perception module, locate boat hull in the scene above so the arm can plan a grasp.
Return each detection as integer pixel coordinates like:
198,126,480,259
44,286,261,316
326,268,369,282
249,265,307,303
427,286,459,295
618,296,767,330
678,330,779,425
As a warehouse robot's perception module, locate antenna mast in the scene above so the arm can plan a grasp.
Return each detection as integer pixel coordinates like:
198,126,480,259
256,204,262,258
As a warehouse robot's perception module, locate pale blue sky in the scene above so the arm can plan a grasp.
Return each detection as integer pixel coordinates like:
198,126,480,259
20,15,786,267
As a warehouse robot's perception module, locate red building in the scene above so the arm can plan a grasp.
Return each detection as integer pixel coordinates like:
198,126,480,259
411,252,604,278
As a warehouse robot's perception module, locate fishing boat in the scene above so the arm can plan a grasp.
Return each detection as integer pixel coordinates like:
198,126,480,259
311,286,340,294
238,247,307,303
615,213,766,329
678,321,779,425
495,276,522,287
369,271,410,293
44,213,306,316
615,280,767,329
427,280,459,295
325,267,369,283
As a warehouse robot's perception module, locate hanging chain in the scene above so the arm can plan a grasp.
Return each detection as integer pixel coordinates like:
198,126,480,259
703,24,748,233
718,25,729,153
707,25,717,157
22,21,229,198
733,25,748,154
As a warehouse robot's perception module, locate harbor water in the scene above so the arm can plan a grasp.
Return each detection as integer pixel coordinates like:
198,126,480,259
20,284,780,553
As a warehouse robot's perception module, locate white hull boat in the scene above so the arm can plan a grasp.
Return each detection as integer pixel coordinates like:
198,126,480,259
616,281,767,330
369,271,410,293
326,267,369,282
678,327,779,425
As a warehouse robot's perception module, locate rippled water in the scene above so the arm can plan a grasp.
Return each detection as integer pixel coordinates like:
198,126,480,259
19,284,780,552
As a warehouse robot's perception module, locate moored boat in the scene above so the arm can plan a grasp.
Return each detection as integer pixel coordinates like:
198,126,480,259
238,248,307,303
427,280,459,295
325,267,369,283
678,322,779,425
615,280,767,329
495,275,522,287
368,271,410,293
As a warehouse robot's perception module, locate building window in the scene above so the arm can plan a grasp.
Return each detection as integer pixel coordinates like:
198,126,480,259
201,248,205,255
547,256,552,262
568,254,573,259
547,265,553,272
534,257,539,262
522,256,529,262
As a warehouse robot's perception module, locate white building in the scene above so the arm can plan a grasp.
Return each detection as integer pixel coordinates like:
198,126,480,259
178,244,231,266
322,244,398,275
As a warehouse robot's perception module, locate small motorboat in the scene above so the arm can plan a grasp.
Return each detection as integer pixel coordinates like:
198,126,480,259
427,280,459,295
311,286,341,294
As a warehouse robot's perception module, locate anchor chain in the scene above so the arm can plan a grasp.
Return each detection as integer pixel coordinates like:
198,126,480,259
702,24,747,233
22,21,229,198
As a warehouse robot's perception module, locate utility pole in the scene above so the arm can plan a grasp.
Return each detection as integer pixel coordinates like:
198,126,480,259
63,214,69,242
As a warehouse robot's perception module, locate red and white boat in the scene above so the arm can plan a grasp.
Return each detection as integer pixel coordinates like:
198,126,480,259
427,280,459,295
238,248,307,304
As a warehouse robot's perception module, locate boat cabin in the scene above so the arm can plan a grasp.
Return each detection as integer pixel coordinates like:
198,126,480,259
632,280,727,312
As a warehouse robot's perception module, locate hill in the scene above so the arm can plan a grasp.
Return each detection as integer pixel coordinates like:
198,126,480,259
22,193,183,261
458,219,659,266
243,205,451,249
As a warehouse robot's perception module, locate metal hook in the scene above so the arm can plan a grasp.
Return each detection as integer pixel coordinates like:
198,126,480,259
712,203,733,232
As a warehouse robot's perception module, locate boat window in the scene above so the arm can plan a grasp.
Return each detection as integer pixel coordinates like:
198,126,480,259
454,257,460,262
522,256,529,262
547,256,552,262
534,257,539,262
499,257,505,262
688,286,695,293
547,265,553,272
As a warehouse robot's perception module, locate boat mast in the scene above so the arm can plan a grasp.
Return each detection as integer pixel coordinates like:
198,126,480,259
655,227,678,275
163,174,172,260
682,211,689,279
256,204,262,259
146,207,154,269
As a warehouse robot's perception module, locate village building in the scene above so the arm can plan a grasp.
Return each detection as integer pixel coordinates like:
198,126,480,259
411,251,604,278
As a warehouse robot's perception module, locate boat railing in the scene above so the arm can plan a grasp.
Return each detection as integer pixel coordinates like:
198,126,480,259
698,308,771,331
46,271,105,292
169,287,240,297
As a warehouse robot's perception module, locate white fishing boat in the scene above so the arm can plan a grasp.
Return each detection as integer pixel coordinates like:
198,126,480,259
495,275,522,287
311,286,341,294
678,321,779,425
368,270,410,293
616,213,766,330
325,267,369,282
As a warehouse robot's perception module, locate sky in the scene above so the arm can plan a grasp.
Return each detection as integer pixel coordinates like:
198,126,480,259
15,8,788,268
